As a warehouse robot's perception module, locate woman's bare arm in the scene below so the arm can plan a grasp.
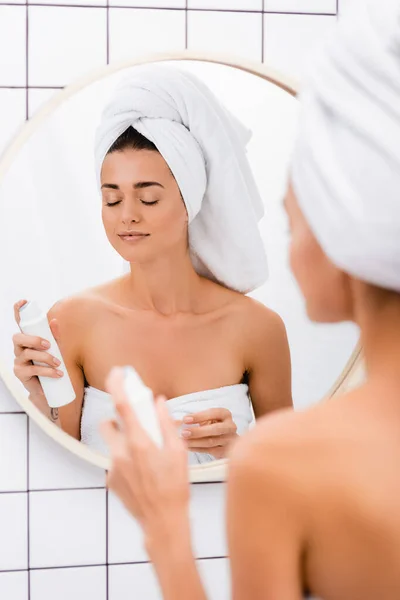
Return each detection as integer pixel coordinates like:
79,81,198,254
13,298,85,438
244,302,293,418
227,418,305,600
46,300,85,438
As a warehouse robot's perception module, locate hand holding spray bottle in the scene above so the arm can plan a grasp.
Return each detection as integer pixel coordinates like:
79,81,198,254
18,301,76,410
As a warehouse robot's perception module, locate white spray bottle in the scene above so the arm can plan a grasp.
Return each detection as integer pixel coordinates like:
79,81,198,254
123,366,163,448
19,301,76,409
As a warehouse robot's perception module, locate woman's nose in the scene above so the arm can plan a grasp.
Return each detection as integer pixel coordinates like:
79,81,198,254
121,201,141,224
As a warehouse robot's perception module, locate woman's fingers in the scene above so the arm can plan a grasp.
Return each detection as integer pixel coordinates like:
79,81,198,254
13,332,51,356
15,348,60,368
183,407,231,425
182,421,236,440
13,300,27,326
14,363,63,381
185,433,236,449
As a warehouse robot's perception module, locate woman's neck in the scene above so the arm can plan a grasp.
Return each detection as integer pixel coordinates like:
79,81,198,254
355,286,400,392
124,251,204,316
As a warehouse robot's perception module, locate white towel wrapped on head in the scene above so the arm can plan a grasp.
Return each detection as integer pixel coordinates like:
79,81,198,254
291,0,400,292
95,64,268,293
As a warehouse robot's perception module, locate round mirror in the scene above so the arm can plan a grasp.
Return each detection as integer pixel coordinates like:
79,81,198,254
0,53,360,482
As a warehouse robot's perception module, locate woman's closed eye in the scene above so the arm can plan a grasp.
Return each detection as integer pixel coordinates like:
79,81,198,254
141,199,159,206
105,198,159,207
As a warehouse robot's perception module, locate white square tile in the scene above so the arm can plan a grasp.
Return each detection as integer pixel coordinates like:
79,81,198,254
0,375,25,413
109,9,185,62
110,0,184,7
29,489,106,568
109,564,161,600
36,0,106,6
187,10,262,61
29,420,106,490
0,571,28,600
264,13,337,79
0,414,27,492
28,89,59,118
0,493,28,570
265,0,336,13
30,566,107,600
188,0,261,9
28,7,107,87
0,7,26,85
108,491,148,564
190,483,227,558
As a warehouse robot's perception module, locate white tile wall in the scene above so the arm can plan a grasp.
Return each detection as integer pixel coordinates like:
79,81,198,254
187,10,262,61
29,489,107,568
0,493,28,571
28,89,60,118
110,0,185,7
0,89,26,155
0,2,342,598
264,13,337,79
109,9,186,62
265,0,336,13
108,558,231,600
28,7,107,87
0,572,28,600
0,414,27,492
0,6,26,86
28,420,106,490
30,566,107,600
188,0,261,9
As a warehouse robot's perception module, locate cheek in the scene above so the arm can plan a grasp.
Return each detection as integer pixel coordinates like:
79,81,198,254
152,201,188,241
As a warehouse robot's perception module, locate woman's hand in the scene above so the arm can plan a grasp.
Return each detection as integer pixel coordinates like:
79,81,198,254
12,300,63,412
181,407,239,459
100,367,191,557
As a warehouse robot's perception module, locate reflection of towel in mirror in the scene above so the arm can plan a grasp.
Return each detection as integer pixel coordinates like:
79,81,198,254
94,64,268,293
80,384,253,465
291,0,400,292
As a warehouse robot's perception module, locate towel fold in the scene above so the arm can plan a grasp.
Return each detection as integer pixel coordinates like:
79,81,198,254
95,64,268,293
291,0,400,292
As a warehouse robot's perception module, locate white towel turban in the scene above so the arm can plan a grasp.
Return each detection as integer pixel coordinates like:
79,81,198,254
291,0,400,292
95,65,268,293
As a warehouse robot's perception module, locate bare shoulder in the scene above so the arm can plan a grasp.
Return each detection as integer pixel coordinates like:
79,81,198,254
238,296,287,341
229,400,340,494
229,387,378,492
208,281,288,341
47,277,125,324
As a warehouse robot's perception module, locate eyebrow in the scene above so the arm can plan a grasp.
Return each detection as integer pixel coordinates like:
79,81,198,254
101,181,164,190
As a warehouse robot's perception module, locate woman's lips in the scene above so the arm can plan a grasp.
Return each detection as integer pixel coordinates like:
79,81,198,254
118,233,150,243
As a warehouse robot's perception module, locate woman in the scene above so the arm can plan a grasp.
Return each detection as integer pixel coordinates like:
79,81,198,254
12,66,292,462
100,0,400,597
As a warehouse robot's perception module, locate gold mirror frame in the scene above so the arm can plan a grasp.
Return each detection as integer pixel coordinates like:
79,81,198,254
0,51,363,482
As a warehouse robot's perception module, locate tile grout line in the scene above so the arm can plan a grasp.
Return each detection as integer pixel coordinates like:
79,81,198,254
261,0,264,63
185,0,188,50
27,419,31,599
25,0,29,120
106,0,110,64
0,3,337,14
0,554,227,574
106,487,109,600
